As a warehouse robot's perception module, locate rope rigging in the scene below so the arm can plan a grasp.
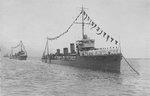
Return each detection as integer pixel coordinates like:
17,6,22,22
47,11,82,40
122,55,140,75
47,8,119,46
11,41,27,55
43,10,83,55
11,43,20,49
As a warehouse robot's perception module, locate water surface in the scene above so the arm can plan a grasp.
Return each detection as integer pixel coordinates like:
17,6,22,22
0,57,150,96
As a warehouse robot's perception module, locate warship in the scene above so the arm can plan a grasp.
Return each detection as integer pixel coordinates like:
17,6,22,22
10,41,27,60
42,7,122,73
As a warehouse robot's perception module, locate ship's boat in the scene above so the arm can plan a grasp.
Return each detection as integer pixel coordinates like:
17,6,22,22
10,41,27,60
42,7,122,73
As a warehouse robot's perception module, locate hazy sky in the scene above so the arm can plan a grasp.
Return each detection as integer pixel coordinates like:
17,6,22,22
0,0,150,58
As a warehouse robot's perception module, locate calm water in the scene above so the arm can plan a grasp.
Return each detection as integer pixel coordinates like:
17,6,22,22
0,57,150,96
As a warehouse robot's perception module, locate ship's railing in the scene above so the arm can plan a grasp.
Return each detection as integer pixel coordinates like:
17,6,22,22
54,55,77,60
79,47,121,56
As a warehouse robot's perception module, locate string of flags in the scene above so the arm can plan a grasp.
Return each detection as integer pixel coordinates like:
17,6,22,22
47,11,83,41
11,42,22,49
82,11,119,45
47,10,119,45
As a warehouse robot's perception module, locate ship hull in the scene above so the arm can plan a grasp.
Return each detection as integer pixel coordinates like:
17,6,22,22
10,55,27,60
42,54,122,73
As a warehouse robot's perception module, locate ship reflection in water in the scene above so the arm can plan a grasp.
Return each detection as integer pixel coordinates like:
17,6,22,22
1,57,150,96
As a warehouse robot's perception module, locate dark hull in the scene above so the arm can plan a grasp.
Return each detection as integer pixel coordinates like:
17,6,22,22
10,55,27,60
42,54,122,73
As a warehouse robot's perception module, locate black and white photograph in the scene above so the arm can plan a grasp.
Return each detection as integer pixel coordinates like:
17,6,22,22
0,0,150,96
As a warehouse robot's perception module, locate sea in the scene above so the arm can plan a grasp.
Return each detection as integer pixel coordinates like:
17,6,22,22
0,57,150,96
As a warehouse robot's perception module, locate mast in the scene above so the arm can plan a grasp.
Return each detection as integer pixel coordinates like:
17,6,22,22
11,47,13,56
46,38,49,55
119,36,122,54
20,41,23,51
81,6,85,39
43,38,49,56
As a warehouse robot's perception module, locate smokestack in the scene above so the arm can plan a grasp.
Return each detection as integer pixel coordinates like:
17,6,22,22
63,47,68,55
56,49,60,55
70,43,75,54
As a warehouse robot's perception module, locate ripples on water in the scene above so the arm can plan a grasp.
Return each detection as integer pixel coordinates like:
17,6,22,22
0,57,150,96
